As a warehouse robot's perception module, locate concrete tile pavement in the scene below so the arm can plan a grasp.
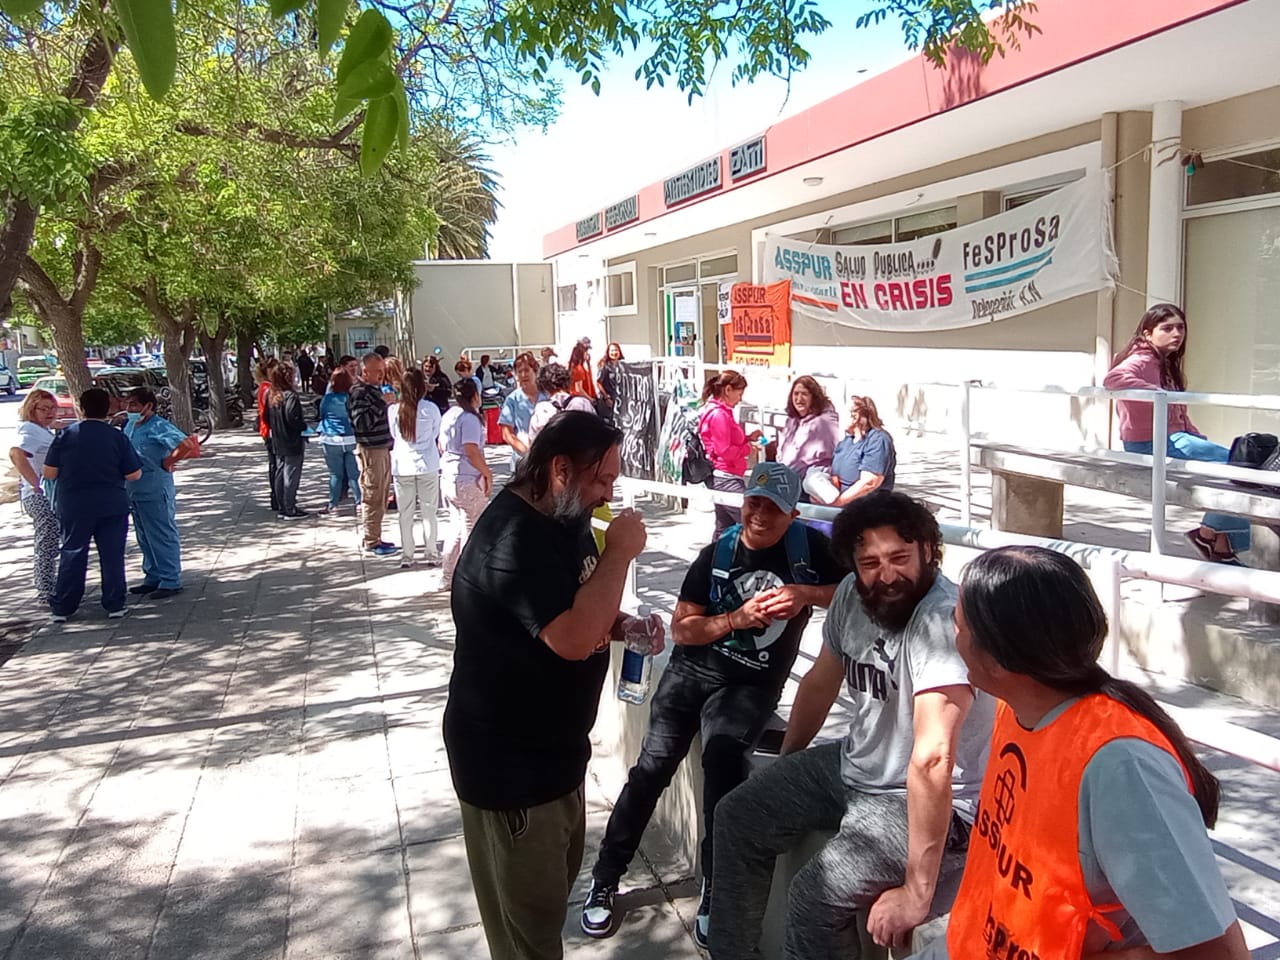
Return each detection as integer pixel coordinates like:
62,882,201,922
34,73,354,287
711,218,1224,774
0,428,703,960
0,426,1276,958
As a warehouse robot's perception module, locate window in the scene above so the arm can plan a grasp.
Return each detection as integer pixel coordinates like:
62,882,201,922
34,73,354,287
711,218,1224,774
1186,147,1280,207
1004,188,1057,211
699,253,739,278
829,206,956,245
663,262,697,284
556,283,577,313
607,271,634,308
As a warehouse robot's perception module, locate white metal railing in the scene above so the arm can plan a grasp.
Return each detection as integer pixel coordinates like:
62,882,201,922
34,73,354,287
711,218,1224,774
459,344,556,364
615,474,1280,774
962,381,1280,552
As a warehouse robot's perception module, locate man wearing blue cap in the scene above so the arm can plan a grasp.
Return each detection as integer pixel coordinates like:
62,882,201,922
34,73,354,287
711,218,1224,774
582,462,843,947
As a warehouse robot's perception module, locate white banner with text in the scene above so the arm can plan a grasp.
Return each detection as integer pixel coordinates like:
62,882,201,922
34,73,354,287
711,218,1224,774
763,174,1115,332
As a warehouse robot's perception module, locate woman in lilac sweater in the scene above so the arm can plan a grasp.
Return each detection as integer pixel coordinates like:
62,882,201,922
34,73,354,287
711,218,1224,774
1103,303,1249,563
775,375,841,501
698,370,762,539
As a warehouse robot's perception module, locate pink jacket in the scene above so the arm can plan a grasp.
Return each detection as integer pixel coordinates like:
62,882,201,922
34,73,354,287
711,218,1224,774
1102,349,1199,443
699,399,751,475
777,406,841,474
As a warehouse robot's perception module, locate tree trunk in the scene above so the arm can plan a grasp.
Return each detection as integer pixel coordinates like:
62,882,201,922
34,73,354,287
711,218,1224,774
236,326,255,408
196,319,231,428
139,279,196,433
16,253,97,397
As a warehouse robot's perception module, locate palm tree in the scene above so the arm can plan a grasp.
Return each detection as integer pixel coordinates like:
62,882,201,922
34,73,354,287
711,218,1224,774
421,125,501,260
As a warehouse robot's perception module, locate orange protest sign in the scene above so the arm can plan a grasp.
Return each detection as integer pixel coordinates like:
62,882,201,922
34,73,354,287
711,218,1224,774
725,280,792,367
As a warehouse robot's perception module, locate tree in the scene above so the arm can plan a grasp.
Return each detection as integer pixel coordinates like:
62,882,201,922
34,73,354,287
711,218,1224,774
0,0,1036,314
421,124,499,260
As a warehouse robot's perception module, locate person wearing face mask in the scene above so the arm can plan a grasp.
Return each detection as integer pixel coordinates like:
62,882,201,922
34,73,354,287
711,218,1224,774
124,386,196,599
709,491,995,958
497,351,546,469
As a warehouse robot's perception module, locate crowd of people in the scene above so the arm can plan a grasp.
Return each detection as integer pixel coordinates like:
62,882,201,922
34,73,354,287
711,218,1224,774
3,310,1251,960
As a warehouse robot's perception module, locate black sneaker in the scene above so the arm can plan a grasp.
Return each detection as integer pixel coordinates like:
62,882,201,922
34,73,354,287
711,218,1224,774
129,584,158,595
580,880,616,938
694,878,711,950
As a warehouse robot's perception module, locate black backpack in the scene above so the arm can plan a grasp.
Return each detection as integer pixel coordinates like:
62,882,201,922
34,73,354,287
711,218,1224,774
1228,432,1280,490
680,407,713,485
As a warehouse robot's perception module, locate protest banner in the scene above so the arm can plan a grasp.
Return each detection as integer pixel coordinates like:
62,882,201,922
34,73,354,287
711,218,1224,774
764,174,1115,332
725,280,792,367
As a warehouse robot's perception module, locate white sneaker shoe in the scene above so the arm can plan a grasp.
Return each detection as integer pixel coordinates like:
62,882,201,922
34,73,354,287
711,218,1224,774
580,881,616,938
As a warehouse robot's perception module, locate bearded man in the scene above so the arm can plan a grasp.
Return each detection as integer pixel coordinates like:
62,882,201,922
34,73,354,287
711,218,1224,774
444,410,663,960
708,491,995,960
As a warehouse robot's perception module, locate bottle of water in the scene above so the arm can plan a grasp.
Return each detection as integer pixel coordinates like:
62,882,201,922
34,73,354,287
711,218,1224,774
617,604,655,704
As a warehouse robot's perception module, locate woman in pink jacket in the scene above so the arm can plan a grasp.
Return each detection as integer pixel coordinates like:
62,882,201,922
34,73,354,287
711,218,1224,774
1103,303,1249,564
698,370,762,539
774,375,841,501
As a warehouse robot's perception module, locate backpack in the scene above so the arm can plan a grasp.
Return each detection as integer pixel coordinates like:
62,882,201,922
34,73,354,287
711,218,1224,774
707,522,819,653
681,406,713,484
1228,432,1280,490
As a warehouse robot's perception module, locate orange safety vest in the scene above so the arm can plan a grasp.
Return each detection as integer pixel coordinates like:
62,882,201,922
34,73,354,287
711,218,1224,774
946,694,1191,960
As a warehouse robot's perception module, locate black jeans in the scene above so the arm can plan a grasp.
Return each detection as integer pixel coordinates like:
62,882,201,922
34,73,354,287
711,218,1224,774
265,438,280,511
274,451,304,515
710,473,745,542
592,653,779,889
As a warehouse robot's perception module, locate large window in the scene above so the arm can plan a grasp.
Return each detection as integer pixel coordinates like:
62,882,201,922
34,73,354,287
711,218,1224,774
830,205,956,245
606,262,636,315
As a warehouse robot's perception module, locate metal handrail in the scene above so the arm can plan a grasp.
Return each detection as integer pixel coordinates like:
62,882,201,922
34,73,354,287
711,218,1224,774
963,381,1280,553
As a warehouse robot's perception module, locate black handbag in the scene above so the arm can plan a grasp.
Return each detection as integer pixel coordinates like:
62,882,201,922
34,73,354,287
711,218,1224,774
1228,432,1280,490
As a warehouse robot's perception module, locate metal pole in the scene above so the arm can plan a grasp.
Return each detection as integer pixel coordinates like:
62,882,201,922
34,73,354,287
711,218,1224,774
623,488,638,604
960,380,973,528
1150,391,1168,554
1091,555,1124,676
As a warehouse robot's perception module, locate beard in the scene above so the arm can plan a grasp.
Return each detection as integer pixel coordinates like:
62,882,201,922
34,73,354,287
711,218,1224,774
551,483,592,525
856,567,935,632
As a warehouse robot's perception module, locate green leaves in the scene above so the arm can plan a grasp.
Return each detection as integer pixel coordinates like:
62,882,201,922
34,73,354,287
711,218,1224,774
359,87,397,176
110,0,177,99
336,57,394,101
0,0,45,18
336,9,392,86
315,0,349,58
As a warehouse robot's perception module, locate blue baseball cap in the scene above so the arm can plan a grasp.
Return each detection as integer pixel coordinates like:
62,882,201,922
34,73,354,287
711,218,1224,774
744,462,802,513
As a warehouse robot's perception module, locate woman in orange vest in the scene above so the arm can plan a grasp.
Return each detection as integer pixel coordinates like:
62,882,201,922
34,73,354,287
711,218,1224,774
908,546,1247,960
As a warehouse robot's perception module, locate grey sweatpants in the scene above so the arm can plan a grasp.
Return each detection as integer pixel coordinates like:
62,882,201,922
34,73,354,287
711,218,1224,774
709,741,969,959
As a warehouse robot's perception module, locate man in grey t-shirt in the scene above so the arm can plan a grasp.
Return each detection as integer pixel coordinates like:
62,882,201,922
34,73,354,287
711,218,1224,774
709,492,995,959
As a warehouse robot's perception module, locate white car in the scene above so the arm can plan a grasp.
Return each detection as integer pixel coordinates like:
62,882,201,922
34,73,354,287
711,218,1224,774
0,364,15,395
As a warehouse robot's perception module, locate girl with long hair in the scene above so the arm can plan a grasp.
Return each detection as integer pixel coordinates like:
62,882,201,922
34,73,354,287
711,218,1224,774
1103,303,1249,563
698,370,762,540
256,356,280,512
596,342,624,423
569,339,597,400
937,545,1247,960
266,361,309,519
9,388,59,602
422,354,453,413
318,368,361,513
439,378,493,589
389,368,444,569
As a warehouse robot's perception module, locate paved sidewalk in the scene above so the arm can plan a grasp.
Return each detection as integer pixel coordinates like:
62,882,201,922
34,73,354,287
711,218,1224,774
0,427,1278,959
0,429,700,960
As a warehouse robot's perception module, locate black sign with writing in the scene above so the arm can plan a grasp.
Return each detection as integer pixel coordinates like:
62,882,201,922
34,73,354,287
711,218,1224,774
605,195,639,230
663,158,722,207
730,137,766,181
576,213,603,242
615,361,657,479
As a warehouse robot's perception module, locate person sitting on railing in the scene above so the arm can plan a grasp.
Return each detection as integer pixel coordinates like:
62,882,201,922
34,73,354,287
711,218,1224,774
773,375,841,502
807,395,896,507
1103,303,1250,565
699,370,763,540
580,463,843,948
907,545,1247,960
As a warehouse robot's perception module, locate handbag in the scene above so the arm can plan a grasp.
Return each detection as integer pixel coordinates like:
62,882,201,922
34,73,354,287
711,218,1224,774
1227,432,1280,490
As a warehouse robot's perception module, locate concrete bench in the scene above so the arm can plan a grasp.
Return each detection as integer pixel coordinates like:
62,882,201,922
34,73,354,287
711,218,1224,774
971,440,1280,620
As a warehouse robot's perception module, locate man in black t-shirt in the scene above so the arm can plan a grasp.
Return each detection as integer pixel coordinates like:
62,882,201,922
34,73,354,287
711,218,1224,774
444,411,660,960
580,463,842,947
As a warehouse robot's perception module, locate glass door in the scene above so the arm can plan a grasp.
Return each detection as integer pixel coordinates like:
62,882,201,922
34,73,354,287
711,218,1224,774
665,287,700,357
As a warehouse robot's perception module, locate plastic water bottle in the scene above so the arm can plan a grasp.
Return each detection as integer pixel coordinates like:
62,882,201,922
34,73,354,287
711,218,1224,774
617,604,655,704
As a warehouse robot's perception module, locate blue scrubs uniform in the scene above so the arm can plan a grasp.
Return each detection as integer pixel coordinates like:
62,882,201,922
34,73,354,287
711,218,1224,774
125,414,189,590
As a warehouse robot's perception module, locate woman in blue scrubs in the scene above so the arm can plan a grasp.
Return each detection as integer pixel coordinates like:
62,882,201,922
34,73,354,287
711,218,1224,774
124,386,192,599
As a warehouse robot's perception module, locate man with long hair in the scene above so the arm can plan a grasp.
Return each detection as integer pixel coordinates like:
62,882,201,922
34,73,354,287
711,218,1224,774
444,411,662,960
709,492,994,958
912,546,1246,959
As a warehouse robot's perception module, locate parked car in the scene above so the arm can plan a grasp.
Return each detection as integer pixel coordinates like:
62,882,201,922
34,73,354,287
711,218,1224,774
0,363,17,395
29,376,78,428
16,356,53,387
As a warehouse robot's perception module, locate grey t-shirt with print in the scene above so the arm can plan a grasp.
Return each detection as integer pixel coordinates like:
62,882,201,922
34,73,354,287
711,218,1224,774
909,700,1236,958
822,572,994,823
